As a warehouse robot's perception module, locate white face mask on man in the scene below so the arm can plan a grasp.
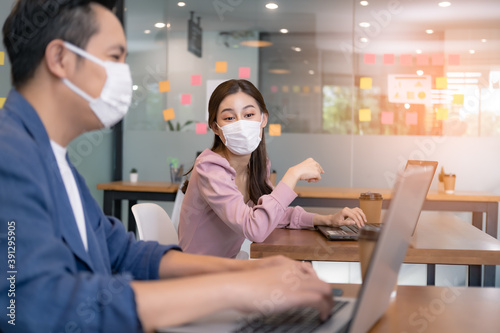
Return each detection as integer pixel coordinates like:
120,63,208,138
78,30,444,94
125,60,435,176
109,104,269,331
217,119,263,155
62,41,133,128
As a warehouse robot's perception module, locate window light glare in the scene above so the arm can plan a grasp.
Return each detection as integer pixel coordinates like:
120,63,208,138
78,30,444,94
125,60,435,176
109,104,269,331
359,22,370,28
416,49,422,54
360,1,369,6
177,2,186,7
417,70,424,76
481,39,487,43
292,46,302,52
469,49,475,54
132,85,139,91
426,29,434,34
144,29,151,34
280,28,289,34
360,37,369,43
154,22,166,28
438,2,451,7
265,2,278,10
166,23,171,28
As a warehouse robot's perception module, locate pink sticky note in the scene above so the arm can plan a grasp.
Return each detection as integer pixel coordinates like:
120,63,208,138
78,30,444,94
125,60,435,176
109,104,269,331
191,75,202,86
383,54,395,65
238,67,251,79
432,53,444,66
416,54,429,66
196,123,207,134
271,85,278,93
181,94,191,105
381,112,394,125
364,53,376,65
406,112,418,125
400,54,413,66
449,54,460,66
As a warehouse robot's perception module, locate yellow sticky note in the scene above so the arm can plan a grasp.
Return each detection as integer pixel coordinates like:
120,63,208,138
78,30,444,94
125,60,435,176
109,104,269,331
0,98,5,108
159,80,170,93
269,124,281,136
163,108,175,121
0,52,4,65
360,77,372,89
359,109,371,122
436,77,447,89
293,85,300,93
436,108,448,120
215,61,227,73
453,94,464,105
407,91,415,99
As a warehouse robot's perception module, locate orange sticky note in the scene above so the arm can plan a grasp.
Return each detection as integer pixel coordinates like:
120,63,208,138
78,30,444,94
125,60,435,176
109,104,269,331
163,108,175,121
282,85,289,93
269,124,281,136
0,98,6,108
436,108,448,120
159,80,170,92
436,77,447,89
359,109,371,122
238,67,251,79
0,52,4,65
303,86,310,94
381,112,394,125
453,94,464,105
406,112,418,125
215,61,227,73
191,75,202,86
360,77,372,89
196,123,207,134
383,53,395,65
364,53,376,65
181,94,191,105
314,86,321,93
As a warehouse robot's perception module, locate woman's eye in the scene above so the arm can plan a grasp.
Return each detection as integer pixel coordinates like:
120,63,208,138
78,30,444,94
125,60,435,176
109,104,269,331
245,113,255,118
110,55,120,61
224,117,234,121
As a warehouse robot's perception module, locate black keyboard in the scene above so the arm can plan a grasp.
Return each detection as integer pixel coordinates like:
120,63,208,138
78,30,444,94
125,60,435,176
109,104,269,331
342,223,380,234
232,300,348,333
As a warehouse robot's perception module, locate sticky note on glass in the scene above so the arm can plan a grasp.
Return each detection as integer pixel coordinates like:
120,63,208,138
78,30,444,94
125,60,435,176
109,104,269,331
453,94,464,105
400,54,412,66
432,53,444,66
359,109,371,122
215,61,227,73
383,54,395,65
364,53,376,65
416,54,429,66
303,86,310,94
360,77,372,89
381,112,394,125
196,123,207,134
0,52,4,65
449,54,460,66
191,75,202,86
436,77,447,89
293,85,300,93
0,98,6,108
314,86,321,93
407,91,415,99
181,94,192,105
436,108,448,120
163,108,175,121
282,86,289,93
269,124,281,136
238,67,251,79
406,112,418,125
159,80,170,92
271,85,278,93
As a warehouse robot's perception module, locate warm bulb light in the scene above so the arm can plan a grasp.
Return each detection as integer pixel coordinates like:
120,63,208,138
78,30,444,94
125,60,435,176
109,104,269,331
438,2,451,7
265,2,278,10
426,29,434,34
154,22,166,28
280,28,289,34
359,22,370,28
177,2,186,7
360,1,369,6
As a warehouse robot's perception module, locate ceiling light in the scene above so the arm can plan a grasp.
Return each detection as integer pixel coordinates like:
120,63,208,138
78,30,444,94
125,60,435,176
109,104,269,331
144,29,151,34
308,70,315,75
360,1,369,6
438,2,451,7
292,46,302,52
268,58,290,74
481,38,487,43
426,29,434,34
416,49,422,54
359,22,370,28
359,37,368,43
132,85,139,91
166,23,171,28
240,40,273,47
154,22,166,28
417,70,424,76
404,103,410,109
280,28,289,34
177,2,186,6
469,49,475,54
265,2,278,10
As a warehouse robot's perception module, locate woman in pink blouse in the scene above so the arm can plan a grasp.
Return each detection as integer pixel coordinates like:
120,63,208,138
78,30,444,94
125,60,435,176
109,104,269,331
178,79,366,258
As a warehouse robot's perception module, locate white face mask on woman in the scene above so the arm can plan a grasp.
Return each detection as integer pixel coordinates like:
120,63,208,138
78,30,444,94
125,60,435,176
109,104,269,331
62,41,133,128
217,119,263,155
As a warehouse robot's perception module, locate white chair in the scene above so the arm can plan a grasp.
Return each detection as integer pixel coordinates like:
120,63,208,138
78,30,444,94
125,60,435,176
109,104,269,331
131,203,179,245
170,181,185,233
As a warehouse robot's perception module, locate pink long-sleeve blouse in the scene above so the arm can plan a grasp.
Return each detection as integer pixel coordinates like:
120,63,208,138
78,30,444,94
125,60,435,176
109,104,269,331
178,149,314,258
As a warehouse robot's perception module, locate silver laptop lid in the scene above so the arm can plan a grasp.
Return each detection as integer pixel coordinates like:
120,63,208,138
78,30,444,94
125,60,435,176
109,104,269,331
348,166,435,333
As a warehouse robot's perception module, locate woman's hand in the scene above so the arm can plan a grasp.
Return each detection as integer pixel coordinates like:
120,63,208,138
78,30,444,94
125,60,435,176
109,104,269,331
281,158,325,190
313,207,367,228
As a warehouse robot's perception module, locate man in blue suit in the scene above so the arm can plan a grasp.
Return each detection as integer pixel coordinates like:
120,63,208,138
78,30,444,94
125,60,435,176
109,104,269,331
0,0,333,332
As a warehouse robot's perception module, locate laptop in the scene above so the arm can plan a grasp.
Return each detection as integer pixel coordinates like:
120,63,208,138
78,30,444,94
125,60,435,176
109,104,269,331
317,160,437,240
158,165,435,333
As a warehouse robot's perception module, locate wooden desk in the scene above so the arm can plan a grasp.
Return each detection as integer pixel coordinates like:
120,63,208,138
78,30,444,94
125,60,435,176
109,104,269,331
331,283,500,333
251,212,500,287
96,181,179,233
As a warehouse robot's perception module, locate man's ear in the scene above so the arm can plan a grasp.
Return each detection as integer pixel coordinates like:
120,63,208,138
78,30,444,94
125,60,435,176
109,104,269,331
261,112,268,128
44,39,73,79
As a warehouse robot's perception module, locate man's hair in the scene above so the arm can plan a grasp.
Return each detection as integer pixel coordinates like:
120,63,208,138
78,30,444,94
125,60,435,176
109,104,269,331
2,0,116,88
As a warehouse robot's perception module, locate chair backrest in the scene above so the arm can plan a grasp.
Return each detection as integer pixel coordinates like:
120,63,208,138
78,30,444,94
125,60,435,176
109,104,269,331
170,181,185,232
131,203,179,245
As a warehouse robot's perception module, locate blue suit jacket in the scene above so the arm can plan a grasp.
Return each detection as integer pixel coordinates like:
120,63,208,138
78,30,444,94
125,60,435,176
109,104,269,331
0,90,179,332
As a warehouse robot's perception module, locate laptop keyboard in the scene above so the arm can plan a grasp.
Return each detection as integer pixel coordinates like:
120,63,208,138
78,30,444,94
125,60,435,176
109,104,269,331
232,300,348,333
342,223,379,234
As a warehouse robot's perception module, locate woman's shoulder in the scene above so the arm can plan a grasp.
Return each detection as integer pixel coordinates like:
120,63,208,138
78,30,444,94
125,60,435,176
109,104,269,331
195,149,235,176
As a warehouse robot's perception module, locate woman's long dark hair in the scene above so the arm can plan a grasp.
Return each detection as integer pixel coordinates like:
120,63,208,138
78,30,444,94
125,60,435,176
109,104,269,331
182,79,273,204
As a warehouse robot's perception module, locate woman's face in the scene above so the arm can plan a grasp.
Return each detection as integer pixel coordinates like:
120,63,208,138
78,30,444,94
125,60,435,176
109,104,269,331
213,91,268,143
